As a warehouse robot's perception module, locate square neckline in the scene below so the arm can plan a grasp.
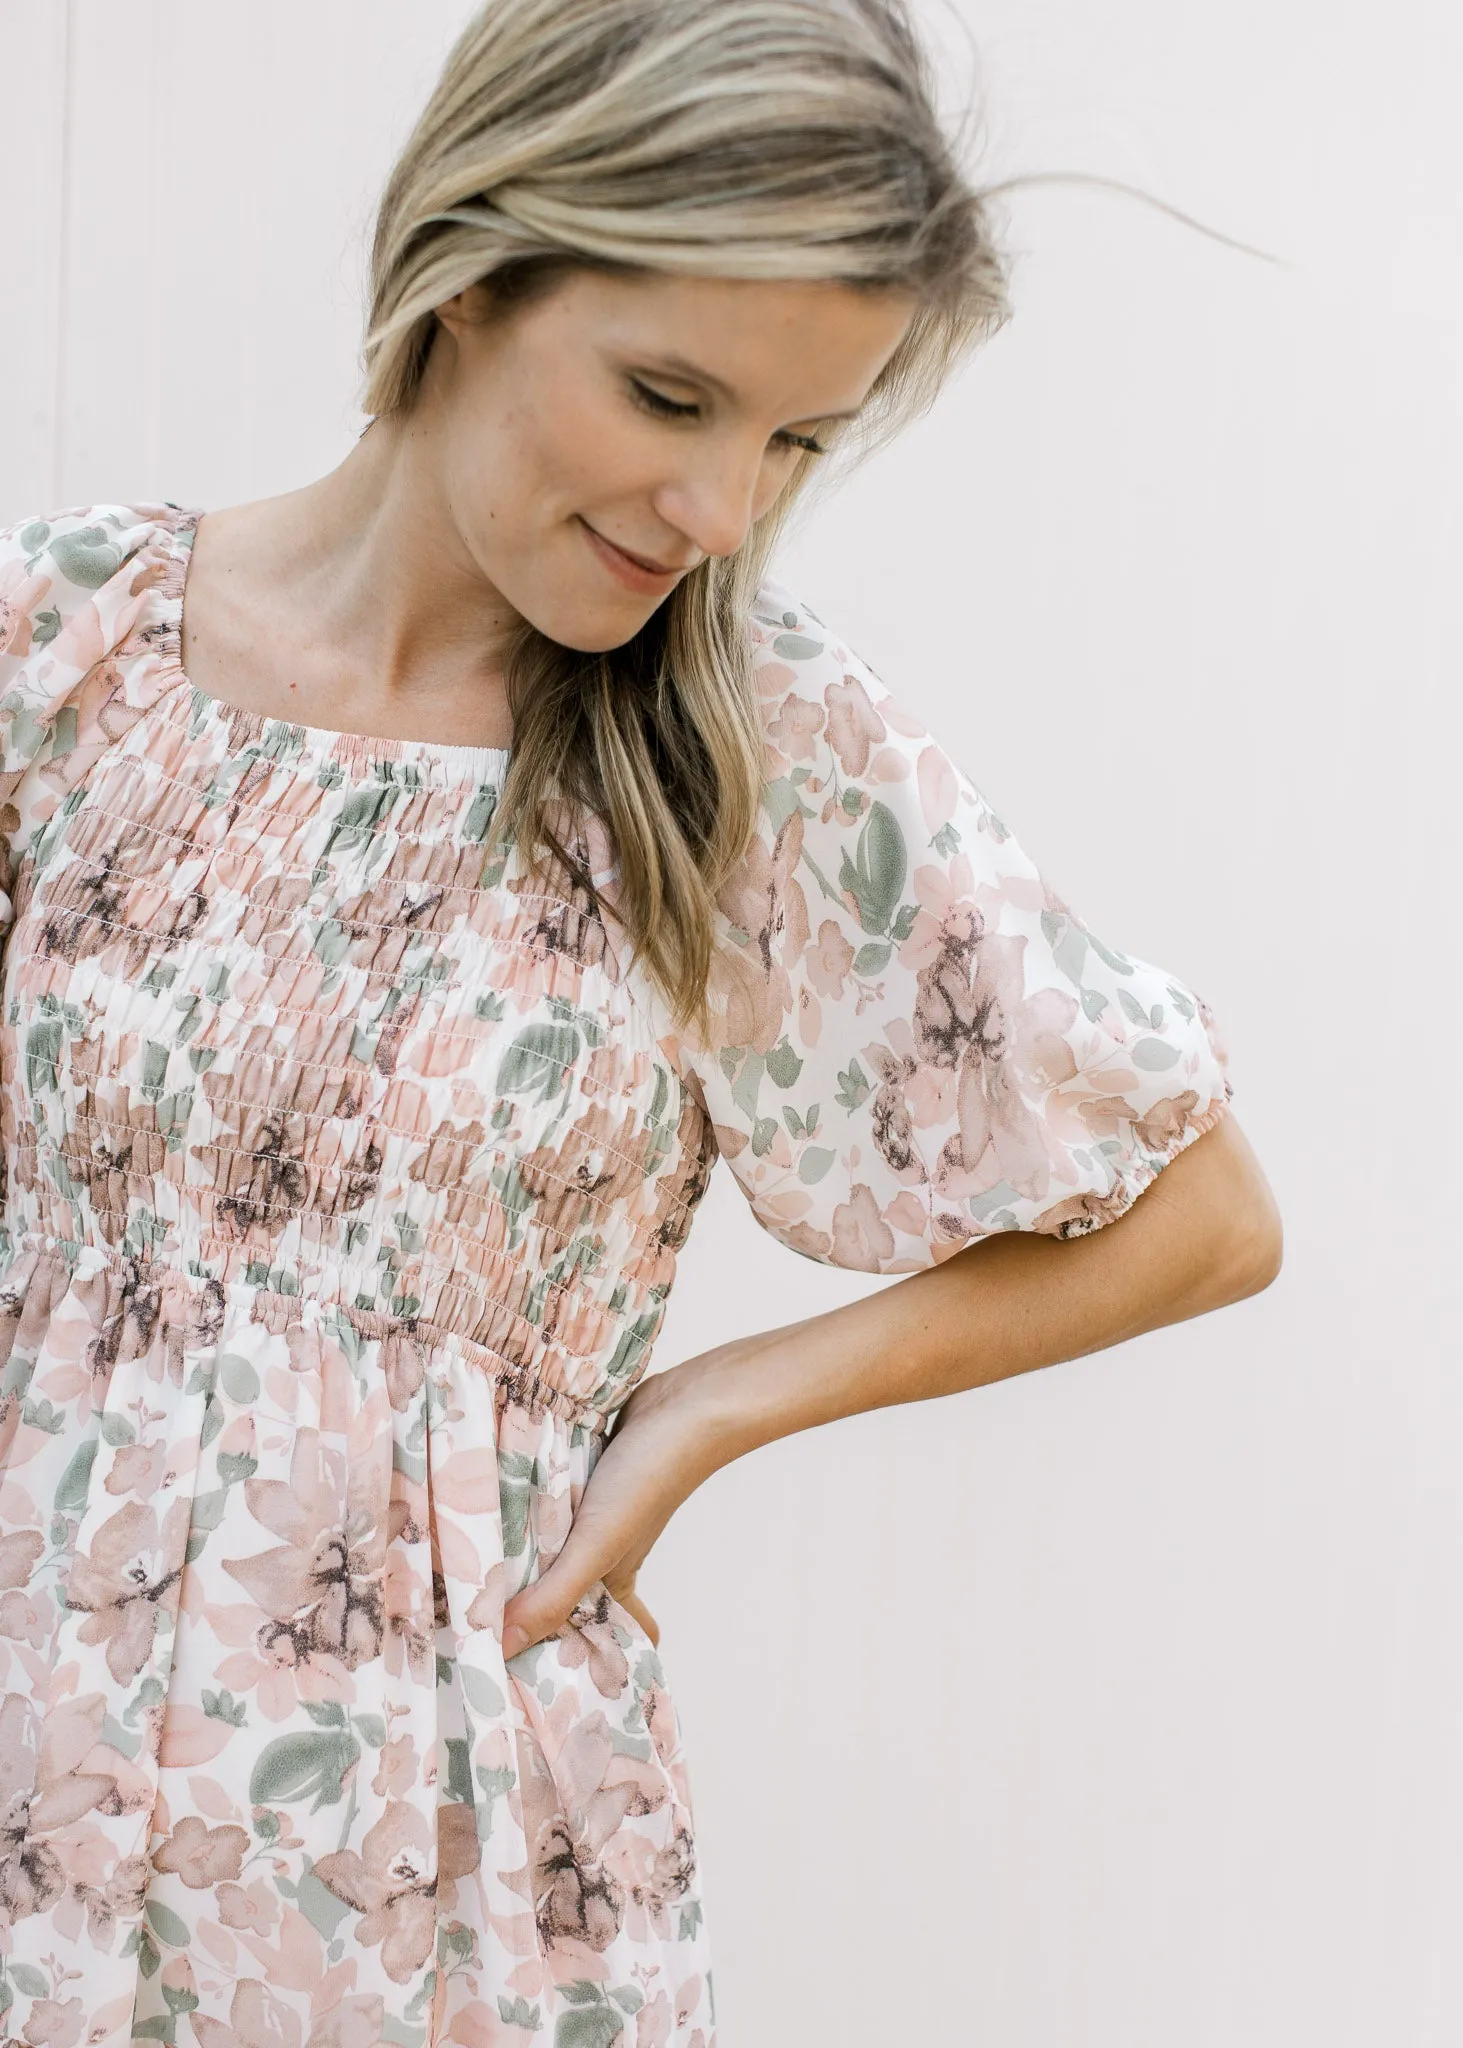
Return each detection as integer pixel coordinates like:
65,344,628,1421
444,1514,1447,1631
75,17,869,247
157,502,515,790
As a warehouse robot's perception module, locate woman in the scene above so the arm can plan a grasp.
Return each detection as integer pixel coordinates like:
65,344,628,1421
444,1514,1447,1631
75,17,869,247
0,0,1279,2041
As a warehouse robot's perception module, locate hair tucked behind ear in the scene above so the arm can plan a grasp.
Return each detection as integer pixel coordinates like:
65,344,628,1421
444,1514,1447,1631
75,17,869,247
358,0,1012,1039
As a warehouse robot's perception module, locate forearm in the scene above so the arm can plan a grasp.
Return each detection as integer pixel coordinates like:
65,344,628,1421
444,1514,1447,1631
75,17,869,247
685,1111,1281,1468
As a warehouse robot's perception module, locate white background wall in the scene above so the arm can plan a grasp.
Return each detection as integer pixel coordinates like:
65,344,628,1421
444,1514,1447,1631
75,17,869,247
3,3,1460,2043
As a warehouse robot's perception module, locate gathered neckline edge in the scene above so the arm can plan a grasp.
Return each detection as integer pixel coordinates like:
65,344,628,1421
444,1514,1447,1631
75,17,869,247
143,501,515,788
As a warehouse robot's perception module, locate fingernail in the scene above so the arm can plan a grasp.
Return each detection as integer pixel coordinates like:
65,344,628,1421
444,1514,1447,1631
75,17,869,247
502,1623,530,1659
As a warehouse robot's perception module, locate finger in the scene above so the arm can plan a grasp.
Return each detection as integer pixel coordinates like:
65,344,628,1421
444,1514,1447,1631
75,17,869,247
612,1583,660,1647
500,1524,617,1659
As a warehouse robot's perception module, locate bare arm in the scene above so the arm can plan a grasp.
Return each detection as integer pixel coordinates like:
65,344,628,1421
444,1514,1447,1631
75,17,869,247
499,1111,1281,1656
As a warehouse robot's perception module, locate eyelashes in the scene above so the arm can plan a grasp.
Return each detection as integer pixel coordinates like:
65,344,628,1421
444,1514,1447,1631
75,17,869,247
626,376,828,456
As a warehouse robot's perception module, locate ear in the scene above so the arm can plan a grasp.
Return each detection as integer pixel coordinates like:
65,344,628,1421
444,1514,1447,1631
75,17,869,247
433,279,492,338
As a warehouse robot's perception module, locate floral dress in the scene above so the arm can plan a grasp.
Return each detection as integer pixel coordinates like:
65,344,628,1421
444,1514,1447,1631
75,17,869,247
0,502,1230,2048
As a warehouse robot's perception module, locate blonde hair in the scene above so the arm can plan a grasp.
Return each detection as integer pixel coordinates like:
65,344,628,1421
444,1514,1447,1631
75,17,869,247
359,0,1011,1036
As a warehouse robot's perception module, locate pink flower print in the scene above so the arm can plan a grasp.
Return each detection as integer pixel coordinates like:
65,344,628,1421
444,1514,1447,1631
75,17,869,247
866,1042,926,1186
636,1991,674,2048
371,1733,418,1801
599,1825,697,1945
531,1815,623,1955
1030,1183,1136,1238
710,809,810,1054
65,1495,190,1685
303,1998,388,2048
766,693,825,763
558,1587,631,1701
312,1800,437,1985
215,1879,280,1934
1132,1091,1202,1153
898,855,978,976
0,1528,44,1592
829,1184,897,1271
913,919,1081,1204
222,1427,386,1690
824,671,886,777
73,1853,149,1947
104,1439,168,1497
916,741,959,836
160,1955,199,2004
437,1796,482,1913
17,1996,85,2047
151,1814,249,1889
189,1978,303,2048
806,919,856,1000
0,1584,49,1649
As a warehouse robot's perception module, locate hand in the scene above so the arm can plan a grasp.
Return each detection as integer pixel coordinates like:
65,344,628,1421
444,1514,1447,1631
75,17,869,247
498,1348,736,1660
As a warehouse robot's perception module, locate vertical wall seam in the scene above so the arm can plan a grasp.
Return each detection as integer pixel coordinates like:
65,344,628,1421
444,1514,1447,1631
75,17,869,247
50,0,74,507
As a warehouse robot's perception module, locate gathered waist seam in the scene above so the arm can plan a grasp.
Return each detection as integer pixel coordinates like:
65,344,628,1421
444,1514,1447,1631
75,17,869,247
0,1233,616,1436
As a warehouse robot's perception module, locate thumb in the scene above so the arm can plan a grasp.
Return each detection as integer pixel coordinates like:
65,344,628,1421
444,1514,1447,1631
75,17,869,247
500,1525,612,1660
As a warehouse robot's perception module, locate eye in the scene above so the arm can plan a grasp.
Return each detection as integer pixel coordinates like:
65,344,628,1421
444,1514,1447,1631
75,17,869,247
626,377,827,457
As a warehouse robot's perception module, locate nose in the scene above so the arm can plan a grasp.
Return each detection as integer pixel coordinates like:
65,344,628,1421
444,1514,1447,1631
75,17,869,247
655,439,773,563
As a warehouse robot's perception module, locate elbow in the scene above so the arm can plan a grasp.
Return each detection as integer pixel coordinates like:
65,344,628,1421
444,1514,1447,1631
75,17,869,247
1212,1166,1284,1305
1229,1196,1284,1300
1172,1114,1284,1308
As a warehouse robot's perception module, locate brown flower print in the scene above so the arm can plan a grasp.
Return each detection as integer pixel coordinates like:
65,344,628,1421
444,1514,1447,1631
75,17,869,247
223,1426,385,1678
312,1800,437,1985
558,1586,631,1701
913,918,1080,1203
66,1494,191,1685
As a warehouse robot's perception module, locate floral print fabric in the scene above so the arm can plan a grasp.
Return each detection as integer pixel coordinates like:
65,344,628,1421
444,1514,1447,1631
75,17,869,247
676,585,1231,1263
0,501,1228,2046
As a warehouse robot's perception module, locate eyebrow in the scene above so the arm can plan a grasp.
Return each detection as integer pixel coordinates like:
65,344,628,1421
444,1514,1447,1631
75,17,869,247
639,351,863,423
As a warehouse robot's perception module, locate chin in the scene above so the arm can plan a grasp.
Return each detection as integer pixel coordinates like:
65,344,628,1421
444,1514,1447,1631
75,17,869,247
530,599,667,653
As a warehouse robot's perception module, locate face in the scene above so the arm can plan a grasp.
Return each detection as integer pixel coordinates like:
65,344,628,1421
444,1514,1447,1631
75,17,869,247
424,267,919,650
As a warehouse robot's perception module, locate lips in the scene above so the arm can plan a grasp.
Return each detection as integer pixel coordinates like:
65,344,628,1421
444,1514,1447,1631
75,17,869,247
602,534,677,573
578,517,694,594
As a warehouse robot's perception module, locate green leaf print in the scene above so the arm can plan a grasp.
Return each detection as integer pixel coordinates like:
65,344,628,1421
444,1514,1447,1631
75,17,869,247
461,1663,506,1717
54,1436,98,1514
496,1021,581,1103
24,1015,63,1096
498,1996,542,2031
7,1964,48,1998
145,1899,191,1949
797,1147,836,1184
50,524,124,588
218,1354,261,1403
249,1730,362,1811
1130,1037,1181,1071
837,800,906,936
834,1059,871,1112
764,1036,803,1088
771,631,824,660
555,2007,624,2048
296,1863,353,1942
500,1475,532,1558
853,941,892,976
728,1048,764,1124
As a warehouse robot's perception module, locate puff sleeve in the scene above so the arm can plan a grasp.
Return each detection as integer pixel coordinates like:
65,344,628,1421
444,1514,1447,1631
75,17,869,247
671,578,1232,1273
0,502,173,910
